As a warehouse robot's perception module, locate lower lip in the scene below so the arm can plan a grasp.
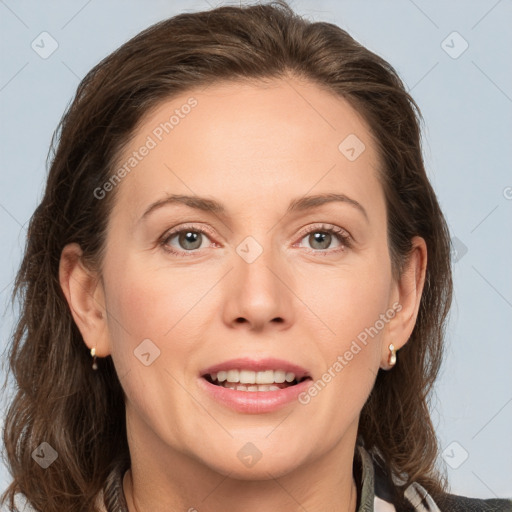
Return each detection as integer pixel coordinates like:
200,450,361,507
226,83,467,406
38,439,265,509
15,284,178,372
198,377,313,414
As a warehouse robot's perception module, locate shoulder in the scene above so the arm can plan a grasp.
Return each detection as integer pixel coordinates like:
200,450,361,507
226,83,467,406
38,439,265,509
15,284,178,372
433,492,512,512
361,443,512,512
402,481,512,512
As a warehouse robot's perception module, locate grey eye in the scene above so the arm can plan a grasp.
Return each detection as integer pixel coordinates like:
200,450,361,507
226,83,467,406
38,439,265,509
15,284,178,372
305,231,333,250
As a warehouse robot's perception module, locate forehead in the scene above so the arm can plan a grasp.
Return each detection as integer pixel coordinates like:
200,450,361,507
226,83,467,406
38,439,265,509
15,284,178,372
109,77,383,223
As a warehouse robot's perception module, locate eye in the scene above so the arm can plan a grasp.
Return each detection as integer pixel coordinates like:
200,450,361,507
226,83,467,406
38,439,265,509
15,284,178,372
295,224,352,254
159,223,352,257
160,224,216,255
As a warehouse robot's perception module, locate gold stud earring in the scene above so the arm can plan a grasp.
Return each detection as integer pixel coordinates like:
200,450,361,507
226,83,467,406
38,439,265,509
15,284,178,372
388,343,397,367
91,347,98,371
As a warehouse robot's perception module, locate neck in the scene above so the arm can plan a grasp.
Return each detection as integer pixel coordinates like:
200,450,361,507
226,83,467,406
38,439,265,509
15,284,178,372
124,469,358,512
123,410,360,512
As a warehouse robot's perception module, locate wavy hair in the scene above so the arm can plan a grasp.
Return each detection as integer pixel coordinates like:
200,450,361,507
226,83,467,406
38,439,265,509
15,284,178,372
2,1,452,510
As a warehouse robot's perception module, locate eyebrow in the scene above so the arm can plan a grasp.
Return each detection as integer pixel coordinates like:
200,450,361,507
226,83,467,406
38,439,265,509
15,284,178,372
139,192,369,223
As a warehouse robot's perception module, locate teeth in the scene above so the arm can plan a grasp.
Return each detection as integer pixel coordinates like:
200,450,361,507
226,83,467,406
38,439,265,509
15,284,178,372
227,370,239,382
239,370,255,384
274,370,285,383
222,382,282,392
209,369,297,385
256,370,273,384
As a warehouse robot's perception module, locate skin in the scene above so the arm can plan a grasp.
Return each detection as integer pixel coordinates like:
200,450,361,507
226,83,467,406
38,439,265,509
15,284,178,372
59,76,427,512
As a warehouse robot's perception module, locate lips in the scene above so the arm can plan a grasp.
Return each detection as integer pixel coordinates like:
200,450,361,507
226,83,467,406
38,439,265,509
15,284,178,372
198,357,313,413
198,373,313,414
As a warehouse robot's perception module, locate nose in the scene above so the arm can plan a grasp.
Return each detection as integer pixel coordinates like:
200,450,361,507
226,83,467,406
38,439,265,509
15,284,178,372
221,240,296,333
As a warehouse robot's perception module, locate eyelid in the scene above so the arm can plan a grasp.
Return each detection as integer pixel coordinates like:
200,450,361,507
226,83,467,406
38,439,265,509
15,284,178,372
161,223,216,238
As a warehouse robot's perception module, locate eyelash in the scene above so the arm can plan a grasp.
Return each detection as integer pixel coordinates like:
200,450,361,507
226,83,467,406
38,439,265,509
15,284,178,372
159,223,352,257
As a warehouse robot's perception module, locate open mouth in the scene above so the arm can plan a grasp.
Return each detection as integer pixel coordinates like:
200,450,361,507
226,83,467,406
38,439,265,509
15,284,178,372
202,370,312,392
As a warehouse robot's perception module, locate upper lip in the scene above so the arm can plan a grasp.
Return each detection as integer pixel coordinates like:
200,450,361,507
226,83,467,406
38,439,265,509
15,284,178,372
200,357,311,380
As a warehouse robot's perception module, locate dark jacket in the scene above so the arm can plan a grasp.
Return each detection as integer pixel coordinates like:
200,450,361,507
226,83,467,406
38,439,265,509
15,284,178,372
356,444,512,511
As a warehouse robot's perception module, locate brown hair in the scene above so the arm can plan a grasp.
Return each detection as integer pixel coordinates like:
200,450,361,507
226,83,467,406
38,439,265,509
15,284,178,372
2,1,452,510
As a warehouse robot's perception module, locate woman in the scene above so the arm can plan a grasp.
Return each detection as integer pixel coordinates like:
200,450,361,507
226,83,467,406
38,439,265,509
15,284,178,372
2,1,511,511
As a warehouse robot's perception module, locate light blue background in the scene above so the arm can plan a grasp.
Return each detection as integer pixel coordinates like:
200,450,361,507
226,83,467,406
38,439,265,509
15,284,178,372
1,0,511,500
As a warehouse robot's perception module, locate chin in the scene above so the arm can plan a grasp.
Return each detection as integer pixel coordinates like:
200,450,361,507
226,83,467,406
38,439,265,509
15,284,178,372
190,437,308,480
206,455,304,481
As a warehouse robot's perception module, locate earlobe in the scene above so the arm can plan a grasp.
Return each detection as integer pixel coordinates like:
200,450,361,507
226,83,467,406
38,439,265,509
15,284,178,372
58,243,110,357
380,236,427,369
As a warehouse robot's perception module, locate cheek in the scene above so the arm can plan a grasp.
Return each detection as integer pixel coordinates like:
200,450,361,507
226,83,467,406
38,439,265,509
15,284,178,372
295,251,391,405
102,256,223,381
298,279,390,438
102,265,204,423
105,254,208,335
297,252,392,342
102,264,174,367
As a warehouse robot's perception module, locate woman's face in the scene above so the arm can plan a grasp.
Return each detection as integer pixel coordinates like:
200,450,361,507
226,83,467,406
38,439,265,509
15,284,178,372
83,77,423,479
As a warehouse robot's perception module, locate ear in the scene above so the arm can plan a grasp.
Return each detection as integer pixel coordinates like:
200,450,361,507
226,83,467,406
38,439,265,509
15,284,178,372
58,243,111,357
380,236,427,370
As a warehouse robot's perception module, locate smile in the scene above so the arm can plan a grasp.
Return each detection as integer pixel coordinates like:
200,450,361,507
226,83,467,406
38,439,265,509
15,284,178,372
204,369,309,391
